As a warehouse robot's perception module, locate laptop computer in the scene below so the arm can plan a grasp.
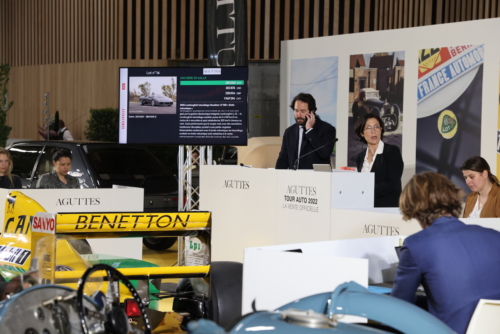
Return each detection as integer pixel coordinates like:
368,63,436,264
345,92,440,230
313,164,332,172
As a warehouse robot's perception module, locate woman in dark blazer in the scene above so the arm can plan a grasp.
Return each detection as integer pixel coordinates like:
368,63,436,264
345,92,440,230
355,113,404,207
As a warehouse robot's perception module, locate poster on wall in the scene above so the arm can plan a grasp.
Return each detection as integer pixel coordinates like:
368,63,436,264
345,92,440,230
347,52,405,167
497,68,500,177
416,45,484,193
289,56,338,165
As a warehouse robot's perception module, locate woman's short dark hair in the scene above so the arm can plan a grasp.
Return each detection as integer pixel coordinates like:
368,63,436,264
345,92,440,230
400,172,464,227
289,93,317,113
460,156,500,186
52,148,72,162
354,113,385,144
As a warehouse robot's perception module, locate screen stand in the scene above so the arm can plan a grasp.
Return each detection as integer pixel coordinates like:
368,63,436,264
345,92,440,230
177,145,212,265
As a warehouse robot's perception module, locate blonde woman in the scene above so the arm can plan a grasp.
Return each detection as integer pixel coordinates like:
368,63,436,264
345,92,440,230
0,148,22,189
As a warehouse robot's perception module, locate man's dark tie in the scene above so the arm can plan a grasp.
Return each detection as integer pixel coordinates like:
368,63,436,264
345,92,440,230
300,127,307,152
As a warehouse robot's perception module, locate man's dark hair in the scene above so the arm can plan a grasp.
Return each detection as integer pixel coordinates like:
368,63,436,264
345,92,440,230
354,113,385,144
52,148,72,162
289,93,317,113
59,120,65,128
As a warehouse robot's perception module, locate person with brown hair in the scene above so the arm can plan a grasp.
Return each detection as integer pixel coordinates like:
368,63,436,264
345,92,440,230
354,113,403,207
0,148,22,189
392,171,500,334
461,156,500,218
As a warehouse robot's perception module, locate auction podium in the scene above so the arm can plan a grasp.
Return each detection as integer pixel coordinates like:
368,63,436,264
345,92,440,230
200,165,377,262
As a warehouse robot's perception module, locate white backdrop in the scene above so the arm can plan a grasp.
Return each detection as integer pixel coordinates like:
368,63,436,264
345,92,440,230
280,18,500,187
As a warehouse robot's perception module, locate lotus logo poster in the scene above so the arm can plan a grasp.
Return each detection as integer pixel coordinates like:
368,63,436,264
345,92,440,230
416,45,484,192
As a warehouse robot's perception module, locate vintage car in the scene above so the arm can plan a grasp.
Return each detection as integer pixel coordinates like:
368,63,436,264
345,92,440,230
186,281,454,334
139,94,174,107
0,262,153,333
7,141,179,250
351,88,401,132
0,190,243,332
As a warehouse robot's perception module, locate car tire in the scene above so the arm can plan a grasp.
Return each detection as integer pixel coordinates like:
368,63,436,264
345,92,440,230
370,107,381,118
390,104,400,131
143,237,177,250
206,261,243,330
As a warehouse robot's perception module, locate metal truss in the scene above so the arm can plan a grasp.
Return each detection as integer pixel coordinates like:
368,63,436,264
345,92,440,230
178,145,212,211
177,145,212,266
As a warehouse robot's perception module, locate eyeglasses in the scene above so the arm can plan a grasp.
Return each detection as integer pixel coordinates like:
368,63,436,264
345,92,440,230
293,109,309,113
364,125,381,132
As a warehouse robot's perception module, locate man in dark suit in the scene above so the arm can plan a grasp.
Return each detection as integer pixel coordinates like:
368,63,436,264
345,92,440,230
275,93,336,170
392,172,500,334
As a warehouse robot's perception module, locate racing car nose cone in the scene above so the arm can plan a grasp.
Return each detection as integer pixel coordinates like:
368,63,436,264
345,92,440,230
281,309,335,328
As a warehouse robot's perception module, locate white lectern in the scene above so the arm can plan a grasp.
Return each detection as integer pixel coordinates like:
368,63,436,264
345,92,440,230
200,165,374,262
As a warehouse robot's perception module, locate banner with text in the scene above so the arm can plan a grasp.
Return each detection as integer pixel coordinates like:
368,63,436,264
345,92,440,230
416,45,484,193
206,0,247,67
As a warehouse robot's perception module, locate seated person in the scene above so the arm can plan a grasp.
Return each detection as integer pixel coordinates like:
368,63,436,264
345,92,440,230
36,149,79,189
354,113,404,207
461,156,500,218
391,171,500,334
0,148,22,189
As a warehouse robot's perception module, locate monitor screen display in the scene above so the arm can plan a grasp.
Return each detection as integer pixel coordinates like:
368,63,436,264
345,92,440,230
119,67,248,145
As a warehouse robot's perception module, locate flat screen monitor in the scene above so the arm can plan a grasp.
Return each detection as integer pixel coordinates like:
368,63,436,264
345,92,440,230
119,67,248,145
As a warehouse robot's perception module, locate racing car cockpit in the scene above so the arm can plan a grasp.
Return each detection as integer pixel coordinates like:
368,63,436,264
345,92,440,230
0,263,151,334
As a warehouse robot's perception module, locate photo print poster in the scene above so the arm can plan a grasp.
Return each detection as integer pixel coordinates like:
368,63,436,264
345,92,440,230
348,52,405,167
416,45,484,193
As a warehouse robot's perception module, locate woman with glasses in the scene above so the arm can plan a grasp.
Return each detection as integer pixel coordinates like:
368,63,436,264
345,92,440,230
354,113,404,207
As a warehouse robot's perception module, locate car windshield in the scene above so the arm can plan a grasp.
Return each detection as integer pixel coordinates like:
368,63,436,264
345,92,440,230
366,92,379,99
155,95,167,98
86,146,177,194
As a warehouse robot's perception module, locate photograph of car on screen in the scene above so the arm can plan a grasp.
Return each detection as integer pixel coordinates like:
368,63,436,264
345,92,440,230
128,76,177,114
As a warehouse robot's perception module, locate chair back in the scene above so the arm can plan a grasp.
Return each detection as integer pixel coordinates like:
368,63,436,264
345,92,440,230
466,299,500,334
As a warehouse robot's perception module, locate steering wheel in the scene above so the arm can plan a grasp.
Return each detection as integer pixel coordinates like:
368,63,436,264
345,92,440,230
76,264,152,334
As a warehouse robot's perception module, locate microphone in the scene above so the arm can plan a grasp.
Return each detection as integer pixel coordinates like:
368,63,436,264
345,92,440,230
293,138,338,170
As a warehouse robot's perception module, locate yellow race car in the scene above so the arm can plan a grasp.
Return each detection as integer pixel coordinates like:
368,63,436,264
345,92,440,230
0,191,242,333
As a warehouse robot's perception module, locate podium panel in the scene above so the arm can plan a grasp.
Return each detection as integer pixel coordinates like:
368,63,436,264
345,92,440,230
330,171,374,208
244,245,368,323
275,170,331,244
0,188,144,259
200,165,277,262
201,166,377,262
330,208,420,240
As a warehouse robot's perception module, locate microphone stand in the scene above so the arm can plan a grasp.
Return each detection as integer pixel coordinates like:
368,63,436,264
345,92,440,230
293,138,338,171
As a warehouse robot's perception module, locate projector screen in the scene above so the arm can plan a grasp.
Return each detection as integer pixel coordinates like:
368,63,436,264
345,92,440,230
119,67,248,145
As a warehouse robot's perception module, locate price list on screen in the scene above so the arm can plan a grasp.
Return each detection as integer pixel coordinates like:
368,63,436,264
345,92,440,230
178,77,247,143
